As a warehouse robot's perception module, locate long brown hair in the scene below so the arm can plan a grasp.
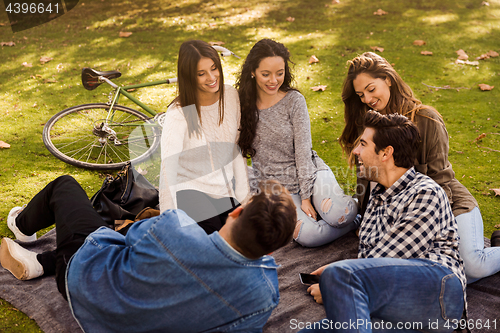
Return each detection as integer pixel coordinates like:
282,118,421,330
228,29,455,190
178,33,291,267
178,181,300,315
236,39,296,158
339,52,439,157
171,40,225,137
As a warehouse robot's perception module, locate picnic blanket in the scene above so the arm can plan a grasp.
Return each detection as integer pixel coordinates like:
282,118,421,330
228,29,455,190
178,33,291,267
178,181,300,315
1,229,499,333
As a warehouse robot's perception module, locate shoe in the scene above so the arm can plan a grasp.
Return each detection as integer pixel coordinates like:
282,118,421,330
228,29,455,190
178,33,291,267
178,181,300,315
7,206,36,242
491,230,500,247
0,238,43,280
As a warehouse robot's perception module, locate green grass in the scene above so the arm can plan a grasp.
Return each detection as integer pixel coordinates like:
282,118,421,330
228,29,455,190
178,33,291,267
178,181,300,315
1,0,499,330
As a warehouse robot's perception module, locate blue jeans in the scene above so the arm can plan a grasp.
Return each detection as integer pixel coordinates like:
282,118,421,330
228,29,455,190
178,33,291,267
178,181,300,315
456,206,500,283
299,258,464,333
293,168,358,247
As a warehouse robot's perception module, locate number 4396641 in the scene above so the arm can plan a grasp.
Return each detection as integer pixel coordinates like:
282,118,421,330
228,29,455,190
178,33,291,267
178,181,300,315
445,319,497,330
5,3,60,14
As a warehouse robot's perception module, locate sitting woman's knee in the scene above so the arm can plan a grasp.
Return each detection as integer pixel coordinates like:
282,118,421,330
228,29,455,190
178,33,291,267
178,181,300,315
462,254,492,280
293,220,302,239
293,220,323,247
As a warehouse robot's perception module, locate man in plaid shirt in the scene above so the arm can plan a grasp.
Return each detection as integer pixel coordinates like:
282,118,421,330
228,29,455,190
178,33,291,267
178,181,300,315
301,111,466,333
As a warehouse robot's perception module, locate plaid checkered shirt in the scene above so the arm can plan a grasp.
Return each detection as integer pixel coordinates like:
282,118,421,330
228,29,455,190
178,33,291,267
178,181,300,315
358,167,467,291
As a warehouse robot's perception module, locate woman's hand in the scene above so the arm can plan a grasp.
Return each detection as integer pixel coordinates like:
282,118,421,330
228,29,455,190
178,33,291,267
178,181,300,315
307,284,323,304
301,198,317,220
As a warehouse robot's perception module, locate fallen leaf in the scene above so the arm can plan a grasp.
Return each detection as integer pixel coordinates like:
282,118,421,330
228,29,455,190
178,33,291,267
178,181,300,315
137,166,147,175
455,59,479,66
286,16,295,22
0,141,10,149
492,189,500,196
309,55,319,64
209,41,225,46
421,51,433,56
40,56,53,64
209,23,217,28
311,85,327,91
478,83,494,91
482,1,490,5
119,31,133,38
33,102,38,107
332,0,340,4
44,78,57,83
456,49,468,60
413,40,426,46
476,50,499,60
373,9,388,15
22,62,32,67
1,41,15,47
473,133,487,142
36,74,43,78
370,46,384,52
487,50,499,57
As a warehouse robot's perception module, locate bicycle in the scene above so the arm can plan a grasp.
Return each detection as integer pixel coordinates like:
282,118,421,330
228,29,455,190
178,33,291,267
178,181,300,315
42,46,240,170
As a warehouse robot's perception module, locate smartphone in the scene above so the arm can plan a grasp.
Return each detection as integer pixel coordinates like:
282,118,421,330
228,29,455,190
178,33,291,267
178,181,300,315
299,273,320,285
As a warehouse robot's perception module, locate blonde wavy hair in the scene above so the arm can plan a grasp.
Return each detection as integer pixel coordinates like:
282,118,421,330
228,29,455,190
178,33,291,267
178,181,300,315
339,52,442,165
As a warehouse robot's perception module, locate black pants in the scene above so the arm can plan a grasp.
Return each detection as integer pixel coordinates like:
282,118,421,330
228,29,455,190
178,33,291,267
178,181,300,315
176,190,240,235
16,175,108,300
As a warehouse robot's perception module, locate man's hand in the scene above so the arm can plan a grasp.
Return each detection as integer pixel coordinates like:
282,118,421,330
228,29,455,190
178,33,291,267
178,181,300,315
311,264,330,276
307,284,323,304
304,263,332,305
301,198,317,220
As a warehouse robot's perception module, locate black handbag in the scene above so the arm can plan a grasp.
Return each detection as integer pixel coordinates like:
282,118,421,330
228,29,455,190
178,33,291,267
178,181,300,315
90,163,159,225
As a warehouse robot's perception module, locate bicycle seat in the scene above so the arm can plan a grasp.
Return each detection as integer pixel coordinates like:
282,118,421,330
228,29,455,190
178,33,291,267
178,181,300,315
82,67,122,90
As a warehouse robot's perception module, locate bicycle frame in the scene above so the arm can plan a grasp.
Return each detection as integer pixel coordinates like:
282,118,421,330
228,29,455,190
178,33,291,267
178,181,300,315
100,76,177,126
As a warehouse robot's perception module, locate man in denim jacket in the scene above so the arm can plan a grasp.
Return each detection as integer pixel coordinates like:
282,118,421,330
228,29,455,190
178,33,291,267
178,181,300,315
1,179,296,332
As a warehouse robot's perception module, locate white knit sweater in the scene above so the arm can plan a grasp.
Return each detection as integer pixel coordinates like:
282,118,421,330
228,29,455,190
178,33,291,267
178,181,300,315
159,85,249,212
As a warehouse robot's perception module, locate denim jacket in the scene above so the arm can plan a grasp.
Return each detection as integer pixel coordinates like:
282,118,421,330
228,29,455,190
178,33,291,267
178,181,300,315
66,210,280,333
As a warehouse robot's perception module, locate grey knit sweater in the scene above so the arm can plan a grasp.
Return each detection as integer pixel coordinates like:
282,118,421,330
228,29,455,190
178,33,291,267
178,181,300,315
250,90,327,200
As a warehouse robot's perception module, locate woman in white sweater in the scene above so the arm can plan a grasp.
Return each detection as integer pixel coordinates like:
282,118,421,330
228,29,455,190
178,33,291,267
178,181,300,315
159,40,249,234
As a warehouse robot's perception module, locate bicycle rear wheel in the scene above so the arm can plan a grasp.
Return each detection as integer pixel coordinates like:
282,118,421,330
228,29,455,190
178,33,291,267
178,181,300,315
43,103,160,170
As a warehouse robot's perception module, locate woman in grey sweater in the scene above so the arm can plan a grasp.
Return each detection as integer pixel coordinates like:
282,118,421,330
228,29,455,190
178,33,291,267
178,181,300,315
236,39,358,247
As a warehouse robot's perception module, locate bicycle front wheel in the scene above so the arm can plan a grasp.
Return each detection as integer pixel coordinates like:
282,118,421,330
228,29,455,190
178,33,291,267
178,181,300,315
43,103,161,170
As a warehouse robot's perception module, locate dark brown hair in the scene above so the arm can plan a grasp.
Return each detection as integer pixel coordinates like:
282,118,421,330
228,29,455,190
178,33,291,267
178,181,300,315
172,40,225,137
339,52,439,157
232,180,296,259
363,110,421,168
236,39,296,158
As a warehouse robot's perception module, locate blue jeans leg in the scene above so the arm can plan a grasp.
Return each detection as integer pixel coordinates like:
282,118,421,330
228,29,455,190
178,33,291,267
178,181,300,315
456,207,500,283
293,168,359,247
312,169,358,227
299,258,464,333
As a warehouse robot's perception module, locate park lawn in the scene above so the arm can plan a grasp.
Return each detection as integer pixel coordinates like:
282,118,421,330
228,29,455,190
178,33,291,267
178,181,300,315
0,0,499,331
